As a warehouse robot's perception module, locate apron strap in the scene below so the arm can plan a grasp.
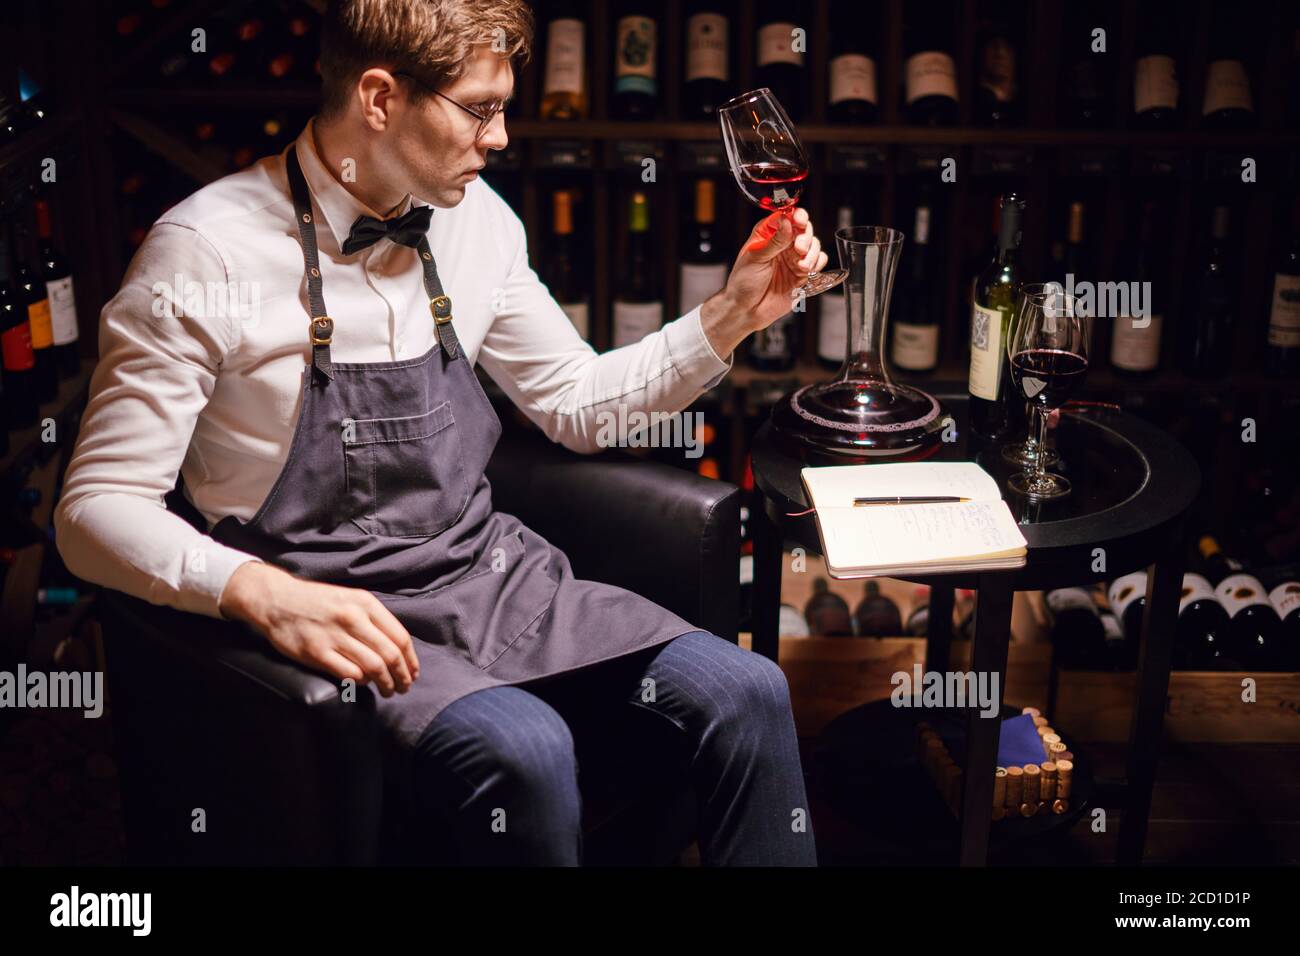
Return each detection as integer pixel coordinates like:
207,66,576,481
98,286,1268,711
415,236,462,361
285,147,334,385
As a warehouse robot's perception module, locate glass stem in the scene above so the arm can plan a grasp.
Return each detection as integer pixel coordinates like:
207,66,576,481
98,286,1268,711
1030,405,1049,486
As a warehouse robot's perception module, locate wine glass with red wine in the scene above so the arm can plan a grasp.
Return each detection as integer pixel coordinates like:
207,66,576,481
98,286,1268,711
1005,284,1089,500
718,88,847,298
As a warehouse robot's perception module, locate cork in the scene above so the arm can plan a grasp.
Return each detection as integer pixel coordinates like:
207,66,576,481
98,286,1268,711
1037,800,1050,816
1018,802,1037,818
1048,742,1068,760
992,804,1006,821
1052,799,1070,815
1022,763,1041,803
1032,716,1049,728
1021,707,1041,717
993,767,1007,807
1055,760,1073,798
1005,765,1025,806
1037,725,1056,739
1039,762,1057,801
1057,750,1074,764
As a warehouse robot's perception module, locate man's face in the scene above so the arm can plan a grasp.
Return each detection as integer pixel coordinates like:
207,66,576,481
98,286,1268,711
388,45,512,209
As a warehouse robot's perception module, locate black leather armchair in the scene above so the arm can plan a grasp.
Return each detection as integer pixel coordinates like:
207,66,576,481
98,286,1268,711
99,427,740,865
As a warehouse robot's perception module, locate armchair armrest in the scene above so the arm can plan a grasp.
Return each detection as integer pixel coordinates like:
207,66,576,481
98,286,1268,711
485,428,741,643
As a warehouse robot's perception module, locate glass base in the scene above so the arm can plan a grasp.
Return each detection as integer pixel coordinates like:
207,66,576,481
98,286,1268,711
1000,441,1060,468
1008,470,1071,500
771,376,949,456
797,268,848,298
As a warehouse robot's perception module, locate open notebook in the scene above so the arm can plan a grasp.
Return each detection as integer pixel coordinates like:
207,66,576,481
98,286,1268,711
800,462,1029,577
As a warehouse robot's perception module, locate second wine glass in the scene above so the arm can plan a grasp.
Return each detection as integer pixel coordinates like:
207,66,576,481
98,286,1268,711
718,87,847,298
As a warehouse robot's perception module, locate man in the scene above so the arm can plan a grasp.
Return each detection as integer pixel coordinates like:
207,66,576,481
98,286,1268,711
56,0,828,865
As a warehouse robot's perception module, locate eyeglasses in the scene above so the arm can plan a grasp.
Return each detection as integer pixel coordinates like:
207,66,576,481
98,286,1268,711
392,71,506,141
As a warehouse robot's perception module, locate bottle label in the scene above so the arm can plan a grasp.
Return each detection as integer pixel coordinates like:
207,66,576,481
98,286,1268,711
28,298,53,349
1179,573,1217,616
753,311,794,358
905,51,958,104
829,53,876,105
543,18,585,96
1110,312,1163,371
757,22,803,68
817,293,846,364
46,276,79,346
679,262,728,316
559,301,589,339
1270,581,1300,620
1216,572,1271,618
1268,274,1300,348
686,13,728,82
1046,587,1099,618
2,323,36,371
892,321,939,370
612,300,663,348
1202,59,1252,115
1134,54,1178,113
967,302,1004,401
615,16,657,94
978,37,1017,103
1108,571,1148,620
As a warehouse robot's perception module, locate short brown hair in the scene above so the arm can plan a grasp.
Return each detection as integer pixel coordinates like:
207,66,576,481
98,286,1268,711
319,0,533,119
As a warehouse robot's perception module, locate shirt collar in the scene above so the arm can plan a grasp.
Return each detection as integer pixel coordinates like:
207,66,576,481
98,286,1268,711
289,117,430,254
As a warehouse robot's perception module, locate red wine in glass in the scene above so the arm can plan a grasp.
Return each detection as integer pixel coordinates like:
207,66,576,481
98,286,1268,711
736,161,808,211
1010,348,1089,409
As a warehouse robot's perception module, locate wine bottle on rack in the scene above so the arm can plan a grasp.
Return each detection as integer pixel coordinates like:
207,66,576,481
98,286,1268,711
1108,570,1148,648
1199,537,1285,669
1261,569,1300,660
1062,201,1088,282
1045,586,1105,669
816,204,854,370
1185,204,1233,380
1266,198,1300,377
903,0,959,126
974,0,1020,127
754,0,806,122
1201,5,1254,131
1059,1,1112,128
749,310,796,371
0,226,37,430
854,581,902,637
1133,0,1180,129
540,1,587,120
613,192,662,348
37,198,78,378
267,12,316,84
1175,572,1233,670
827,2,878,124
891,199,939,374
1110,201,1163,377
682,1,730,119
541,190,589,340
14,222,56,403
613,4,658,120
679,179,728,315
968,193,1024,439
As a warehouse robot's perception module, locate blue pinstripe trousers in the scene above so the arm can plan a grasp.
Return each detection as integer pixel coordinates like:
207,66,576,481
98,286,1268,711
411,630,818,866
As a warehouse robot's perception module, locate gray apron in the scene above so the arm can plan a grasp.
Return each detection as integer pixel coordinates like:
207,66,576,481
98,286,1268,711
211,150,697,751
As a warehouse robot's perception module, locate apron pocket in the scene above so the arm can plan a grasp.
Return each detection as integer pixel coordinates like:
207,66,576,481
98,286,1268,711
342,400,470,538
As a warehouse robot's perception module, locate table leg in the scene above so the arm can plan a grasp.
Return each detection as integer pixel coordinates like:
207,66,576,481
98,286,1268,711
751,503,783,664
958,576,1013,867
1117,521,1184,865
925,584,954,675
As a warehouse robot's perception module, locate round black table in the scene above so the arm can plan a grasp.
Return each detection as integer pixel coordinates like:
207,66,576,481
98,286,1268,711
749,391,1200,866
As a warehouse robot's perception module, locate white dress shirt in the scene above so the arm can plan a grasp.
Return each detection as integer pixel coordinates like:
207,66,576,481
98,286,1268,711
54,119,732,620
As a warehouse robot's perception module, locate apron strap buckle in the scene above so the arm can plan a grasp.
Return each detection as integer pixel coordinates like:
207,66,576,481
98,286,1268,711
310,316,335,344
310,316,335,383
429,296,452,324
429,296,461,360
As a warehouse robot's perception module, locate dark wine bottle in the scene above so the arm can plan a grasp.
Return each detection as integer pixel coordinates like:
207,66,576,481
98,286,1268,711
1201,4,1254,131
968,192,1024,439
827,2,879,124
1133,0,1180,129
0,225,37,429
1175,572,1234,670
1261,568,1300,667
541,190,589,340
613,3,659,119
805,577,854,636
682,0,730,119
891,198,939,373
1059,0,1112,128
1108,570,1148,652
1266,198,1300,377
903,0,959,126
1199,537,1285,670
679,179,728,315
748,309,797,371
854,580,902,637
1110,201,1163,377
816,203,854,370
540,0,588,120
612,191,663,348
1062,200,1088,284
1045,586,1105,669
973,0,1021,127
1185,204,1234,380
754,0,806,121
13,220,56,403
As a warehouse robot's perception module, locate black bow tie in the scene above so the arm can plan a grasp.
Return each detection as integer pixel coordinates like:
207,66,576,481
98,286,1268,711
341,204,433,255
